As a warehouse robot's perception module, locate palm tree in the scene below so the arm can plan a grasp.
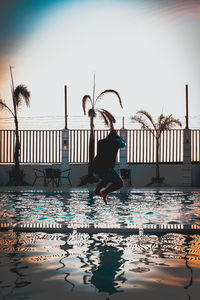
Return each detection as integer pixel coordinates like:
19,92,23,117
81,74,123,183
131,110,182,184
0,78,30,185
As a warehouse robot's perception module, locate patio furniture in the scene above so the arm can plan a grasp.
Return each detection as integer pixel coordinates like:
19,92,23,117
52,168,72,187
32,168,44,186
32,168,72,187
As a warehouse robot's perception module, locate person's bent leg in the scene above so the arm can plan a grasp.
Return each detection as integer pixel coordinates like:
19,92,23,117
93,180,108,195
99,177,123,204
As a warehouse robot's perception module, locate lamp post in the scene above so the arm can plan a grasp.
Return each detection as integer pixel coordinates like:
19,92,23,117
183,84,191,187
64,85,68,129
185,84,188,129
62,85,70,184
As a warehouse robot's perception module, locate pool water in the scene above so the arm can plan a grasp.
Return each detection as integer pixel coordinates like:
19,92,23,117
0,188,200,300
1,189,200,226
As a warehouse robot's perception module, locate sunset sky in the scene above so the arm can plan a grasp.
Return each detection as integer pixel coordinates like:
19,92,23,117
0,0,200,129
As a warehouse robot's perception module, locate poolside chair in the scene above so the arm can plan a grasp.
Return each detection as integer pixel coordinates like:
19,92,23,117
32,168,72,187
52,168,72,187
32,168,45,186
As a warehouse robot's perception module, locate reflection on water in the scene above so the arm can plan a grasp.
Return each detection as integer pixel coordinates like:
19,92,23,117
1,190,200,226
0,231,200,299
0,189,200,299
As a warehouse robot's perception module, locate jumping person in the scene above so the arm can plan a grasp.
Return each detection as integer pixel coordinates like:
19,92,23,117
92,127,126,204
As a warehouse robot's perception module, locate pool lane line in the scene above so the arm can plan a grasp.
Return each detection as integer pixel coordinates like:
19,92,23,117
0,223,200,235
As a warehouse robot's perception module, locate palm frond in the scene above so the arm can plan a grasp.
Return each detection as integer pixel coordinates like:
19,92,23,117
13,84,30,107
158,114,165,125
136,110,156,129
95,89,123,108
131,115,152,130
97,109,109,127
0,99,14,117
98,109,116,124
96,109,116,128
160,115,182,130
82,95,92,115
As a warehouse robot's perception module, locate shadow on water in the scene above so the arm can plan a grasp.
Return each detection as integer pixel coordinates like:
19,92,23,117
90,244,125,294
81,234,126,295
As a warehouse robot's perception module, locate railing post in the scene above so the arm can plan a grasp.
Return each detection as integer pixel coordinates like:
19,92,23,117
183,128,192,186
119,128,131,185
61,129,70,184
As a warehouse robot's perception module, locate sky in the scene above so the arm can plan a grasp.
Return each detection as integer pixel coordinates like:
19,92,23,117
0,0,200,129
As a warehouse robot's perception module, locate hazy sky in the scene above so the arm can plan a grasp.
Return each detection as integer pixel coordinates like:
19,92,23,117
0,0,200,129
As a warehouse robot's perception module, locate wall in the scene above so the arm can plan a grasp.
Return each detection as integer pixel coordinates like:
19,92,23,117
0,163,199,187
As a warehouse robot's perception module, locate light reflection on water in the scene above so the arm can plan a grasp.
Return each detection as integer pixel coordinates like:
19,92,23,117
0,231,200,299
0,190,200,225
0,190,200,299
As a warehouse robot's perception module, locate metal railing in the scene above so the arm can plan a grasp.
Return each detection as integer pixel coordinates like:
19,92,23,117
0,130,62,164
0,129,199,164
127,129,184,163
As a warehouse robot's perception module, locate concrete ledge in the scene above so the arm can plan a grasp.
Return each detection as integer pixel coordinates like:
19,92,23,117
1,222,200,235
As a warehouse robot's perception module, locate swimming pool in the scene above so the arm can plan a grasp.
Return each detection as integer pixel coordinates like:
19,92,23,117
0,188,200,299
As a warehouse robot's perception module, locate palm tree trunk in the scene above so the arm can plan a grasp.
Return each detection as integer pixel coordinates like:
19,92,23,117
14,116,21,185
88,116,95,178
155,137,160,181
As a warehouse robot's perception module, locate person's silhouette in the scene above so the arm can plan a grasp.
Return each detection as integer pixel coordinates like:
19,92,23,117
92,127,126,204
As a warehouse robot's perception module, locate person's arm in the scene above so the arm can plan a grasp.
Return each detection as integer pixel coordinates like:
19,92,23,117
116,136,126,148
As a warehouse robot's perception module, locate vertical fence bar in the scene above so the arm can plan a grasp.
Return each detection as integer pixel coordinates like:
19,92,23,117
0,130,2,163
3,130,5,163
172,130,175,162
26,130,28,163
51,131,54,163
153,131,155,163
169,130,171,162
83,129,85,163
86,130,89,163
76,130,78,163
175,130,178,162
145,130,148,163
32,130,35,163
6,130,8,163
148,131,151,163
48,130,50,163
191,130,194,162
143,131,145,162
35,130,37,163
69,130,71,163
196,130,198,162
161,131,164,163
55,130,57,163
180,130,182,162
8,131,10,163
42,130,44,163
38,130,41,163
73,130,76,163
199,130,200,162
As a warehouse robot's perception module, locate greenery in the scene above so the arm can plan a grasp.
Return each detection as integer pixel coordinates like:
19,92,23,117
0,76,31,185
131,110,182,185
